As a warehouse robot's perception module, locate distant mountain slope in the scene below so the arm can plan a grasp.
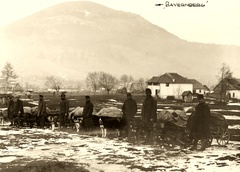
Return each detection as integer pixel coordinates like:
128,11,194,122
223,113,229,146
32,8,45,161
0,1,239,87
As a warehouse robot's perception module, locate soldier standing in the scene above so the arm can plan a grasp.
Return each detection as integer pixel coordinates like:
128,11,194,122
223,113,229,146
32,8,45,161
7,94,15,126
122,93,137,141
59,93,69,128
82,96,94,131
190,94,210,151
13,94,24,128
37,94,47,128
141,88,157,144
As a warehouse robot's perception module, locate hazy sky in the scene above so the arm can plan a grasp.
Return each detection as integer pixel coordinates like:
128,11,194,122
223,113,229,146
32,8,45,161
0,0,239,46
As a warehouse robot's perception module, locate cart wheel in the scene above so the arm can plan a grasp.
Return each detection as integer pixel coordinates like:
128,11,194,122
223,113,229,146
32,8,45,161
217,128,230,146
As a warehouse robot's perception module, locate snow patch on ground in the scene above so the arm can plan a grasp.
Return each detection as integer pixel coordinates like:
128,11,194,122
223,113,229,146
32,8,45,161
84,10,90,16
0,156,17,163
0,127,239,171
228,103,240,106
224,115,240,120
212,109,240,113
108,99,117,102
229,125,240,129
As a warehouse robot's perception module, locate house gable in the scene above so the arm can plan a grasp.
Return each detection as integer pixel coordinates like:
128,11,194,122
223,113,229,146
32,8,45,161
188,79,205,89
182,91,193,96
214,78,240,91
203,85,210,91
147,73,191,85
147,73,193,99
13,83,24,92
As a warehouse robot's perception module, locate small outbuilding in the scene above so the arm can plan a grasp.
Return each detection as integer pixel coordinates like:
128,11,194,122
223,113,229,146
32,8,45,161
182,91,193,103
13,83,24,93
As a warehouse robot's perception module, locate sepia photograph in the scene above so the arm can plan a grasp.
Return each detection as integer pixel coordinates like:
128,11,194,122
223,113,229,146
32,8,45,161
0,0,239,171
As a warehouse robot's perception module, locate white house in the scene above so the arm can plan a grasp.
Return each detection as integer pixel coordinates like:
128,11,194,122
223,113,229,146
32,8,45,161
146,73,193,99
188,79,210,95
213,78,240,100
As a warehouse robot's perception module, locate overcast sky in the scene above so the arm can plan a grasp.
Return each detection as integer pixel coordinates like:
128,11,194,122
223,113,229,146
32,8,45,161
0,0,239,46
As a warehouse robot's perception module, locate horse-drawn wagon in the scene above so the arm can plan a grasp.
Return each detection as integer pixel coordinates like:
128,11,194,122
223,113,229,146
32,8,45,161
148,109,230,148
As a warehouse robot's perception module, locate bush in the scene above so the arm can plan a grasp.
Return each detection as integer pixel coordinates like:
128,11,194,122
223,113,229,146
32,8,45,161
166,96,175,100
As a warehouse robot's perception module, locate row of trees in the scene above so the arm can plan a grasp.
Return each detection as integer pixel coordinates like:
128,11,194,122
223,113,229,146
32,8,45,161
0,62,146,95
86,72,146,94
0,62,236,100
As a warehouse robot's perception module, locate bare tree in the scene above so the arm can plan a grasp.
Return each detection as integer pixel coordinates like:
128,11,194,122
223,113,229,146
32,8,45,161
45,76,62,94
216,63,233,101
174,85,183,99
86,72,100,94
137,77,146,92
99,72,118,94
1,62,18,90
120,74,134,88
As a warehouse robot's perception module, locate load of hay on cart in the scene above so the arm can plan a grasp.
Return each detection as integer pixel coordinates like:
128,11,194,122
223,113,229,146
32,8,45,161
92,107,126,137
155,109,230,147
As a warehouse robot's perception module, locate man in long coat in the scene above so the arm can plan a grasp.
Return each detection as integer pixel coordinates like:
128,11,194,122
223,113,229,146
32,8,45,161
37,94,47,128
141,88,157,144
13,94,24,127
59,93,69,128
122,93,137,141
190,94,210,151
82,95,93,131
7,95,15,126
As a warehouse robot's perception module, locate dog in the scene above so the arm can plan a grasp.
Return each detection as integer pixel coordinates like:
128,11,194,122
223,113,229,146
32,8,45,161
72,116,83,132
47,116,60,131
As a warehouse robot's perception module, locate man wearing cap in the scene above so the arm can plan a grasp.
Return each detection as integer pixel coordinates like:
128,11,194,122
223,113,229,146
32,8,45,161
122,93,137,141
82,96,93,131
141,88,157,144
37,95,47,128
190,94,210,151
13,94,24,127
59,93,69,128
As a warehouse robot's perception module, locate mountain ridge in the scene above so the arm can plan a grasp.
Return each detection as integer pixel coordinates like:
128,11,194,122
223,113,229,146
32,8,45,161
0,1,239,88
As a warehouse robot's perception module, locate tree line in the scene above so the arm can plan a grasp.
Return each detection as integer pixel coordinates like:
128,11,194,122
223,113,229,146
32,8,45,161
0,62,236,101
86,72,146,94
0,62,147,95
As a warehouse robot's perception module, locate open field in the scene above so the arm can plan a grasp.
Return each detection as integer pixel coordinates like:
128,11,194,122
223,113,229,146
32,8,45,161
0,93,240,171
1,93,240,141
0,127,240,172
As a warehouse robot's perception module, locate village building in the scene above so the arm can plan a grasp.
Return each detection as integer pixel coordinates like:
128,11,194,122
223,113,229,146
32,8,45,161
188,79,210,95
13,83,24,93
146,73,193,99
182,90,193,103
213,78,240,100
203,85,211,94
0,77,23,94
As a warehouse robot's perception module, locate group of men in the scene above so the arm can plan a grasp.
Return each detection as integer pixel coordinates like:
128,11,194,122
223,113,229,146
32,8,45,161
7,94,48,128
6,88,210,151
122,88,211,151
122,88,157,144
7,94,24,127
7,92,93,129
